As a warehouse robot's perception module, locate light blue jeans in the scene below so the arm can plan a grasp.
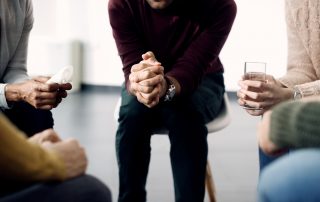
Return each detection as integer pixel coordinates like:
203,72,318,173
258,149,320,202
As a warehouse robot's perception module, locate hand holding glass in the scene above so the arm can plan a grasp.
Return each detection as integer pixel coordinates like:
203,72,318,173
243,62,266,110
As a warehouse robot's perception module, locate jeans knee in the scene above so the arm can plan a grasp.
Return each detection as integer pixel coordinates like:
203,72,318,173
74,175,112,202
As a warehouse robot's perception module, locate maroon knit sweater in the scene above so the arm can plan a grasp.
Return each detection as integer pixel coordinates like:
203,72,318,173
108,0,237,95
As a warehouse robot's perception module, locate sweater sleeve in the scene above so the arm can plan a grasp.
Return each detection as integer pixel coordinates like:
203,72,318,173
270,101,320,148
2,0,32,84
108,0,237,95
166,1,237,95
0,114,66,182
278,0,318,88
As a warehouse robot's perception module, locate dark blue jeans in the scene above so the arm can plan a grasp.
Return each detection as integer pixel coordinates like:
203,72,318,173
259,147,289,172
0,175,112,202
1,101,54,137
116,73,225,202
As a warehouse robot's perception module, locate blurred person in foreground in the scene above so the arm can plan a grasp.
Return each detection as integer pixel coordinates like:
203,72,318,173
257,96,320,202
0,113,112,202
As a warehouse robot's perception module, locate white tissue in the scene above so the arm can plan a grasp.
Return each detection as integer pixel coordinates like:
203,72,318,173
46,65,73,84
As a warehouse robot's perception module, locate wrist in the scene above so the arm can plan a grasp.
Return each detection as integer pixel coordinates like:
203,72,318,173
127,82,137,96
162,76,176,102
5,83,22,102
292,86,302,100
160,76,168,98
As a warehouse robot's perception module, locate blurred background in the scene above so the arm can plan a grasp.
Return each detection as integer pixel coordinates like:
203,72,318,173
28,0,287,92
27,0,286,201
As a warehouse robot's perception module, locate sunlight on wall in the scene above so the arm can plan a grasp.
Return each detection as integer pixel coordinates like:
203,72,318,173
28,0,286,91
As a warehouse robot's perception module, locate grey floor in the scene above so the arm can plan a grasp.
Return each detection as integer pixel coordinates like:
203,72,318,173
52,88,261,202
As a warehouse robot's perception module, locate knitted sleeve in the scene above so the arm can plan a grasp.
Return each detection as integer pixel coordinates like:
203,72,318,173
270,101,320,148
283,1,320,99
0,114,66,182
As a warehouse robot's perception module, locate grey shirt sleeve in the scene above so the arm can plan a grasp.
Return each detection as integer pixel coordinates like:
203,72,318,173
0,0,33,108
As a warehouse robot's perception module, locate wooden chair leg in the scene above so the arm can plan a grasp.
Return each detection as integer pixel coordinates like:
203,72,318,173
205,161,216,202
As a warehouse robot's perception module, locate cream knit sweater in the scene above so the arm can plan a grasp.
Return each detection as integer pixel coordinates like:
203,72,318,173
279,0,320,97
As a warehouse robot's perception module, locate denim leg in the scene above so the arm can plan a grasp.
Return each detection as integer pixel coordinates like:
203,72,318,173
1,102,54,137
116,89,154,202
161,100,208,202
258,149,320,202
258,147,281,172
0,175,112,202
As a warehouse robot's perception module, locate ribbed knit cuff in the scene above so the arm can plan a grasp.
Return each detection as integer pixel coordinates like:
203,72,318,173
295,81,320,98
270,101,320,148
269,101,297,148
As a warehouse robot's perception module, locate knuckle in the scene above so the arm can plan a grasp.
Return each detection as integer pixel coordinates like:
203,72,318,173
144,94,152,100
131,64,138,70
257,82,263,88
141,80,150,87
146,86,153,93
145,71,152,77
252,93,259,99
255,94,261,99
34,103,41,109
137,96,143,103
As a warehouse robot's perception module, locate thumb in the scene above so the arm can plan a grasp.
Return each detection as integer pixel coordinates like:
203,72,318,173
142,51,160,64
42,141,54,148
33,76,50,83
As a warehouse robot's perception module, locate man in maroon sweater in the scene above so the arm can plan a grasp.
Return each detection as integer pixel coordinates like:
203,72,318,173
108,0,236,201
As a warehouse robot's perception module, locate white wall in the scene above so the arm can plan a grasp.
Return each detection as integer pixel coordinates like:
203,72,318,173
29,0,123,87
221,0,287,91
28,0,287,91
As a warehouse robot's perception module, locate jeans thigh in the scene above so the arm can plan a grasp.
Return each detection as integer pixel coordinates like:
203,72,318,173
1,102,53,137
191,72,225,123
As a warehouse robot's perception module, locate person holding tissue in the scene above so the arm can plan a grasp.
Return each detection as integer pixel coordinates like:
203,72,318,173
0,0,72,136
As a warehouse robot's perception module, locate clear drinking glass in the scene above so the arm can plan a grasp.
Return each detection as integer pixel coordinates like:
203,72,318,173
243,62,266,110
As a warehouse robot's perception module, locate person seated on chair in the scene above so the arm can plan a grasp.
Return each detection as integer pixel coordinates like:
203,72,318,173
0,0,72,137
256,96,320,202
0,113,112,202
237,0,320,171
108,0,237,201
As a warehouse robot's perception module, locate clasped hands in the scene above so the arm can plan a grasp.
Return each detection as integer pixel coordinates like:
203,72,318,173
28,129,87,179
129,51,167,108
